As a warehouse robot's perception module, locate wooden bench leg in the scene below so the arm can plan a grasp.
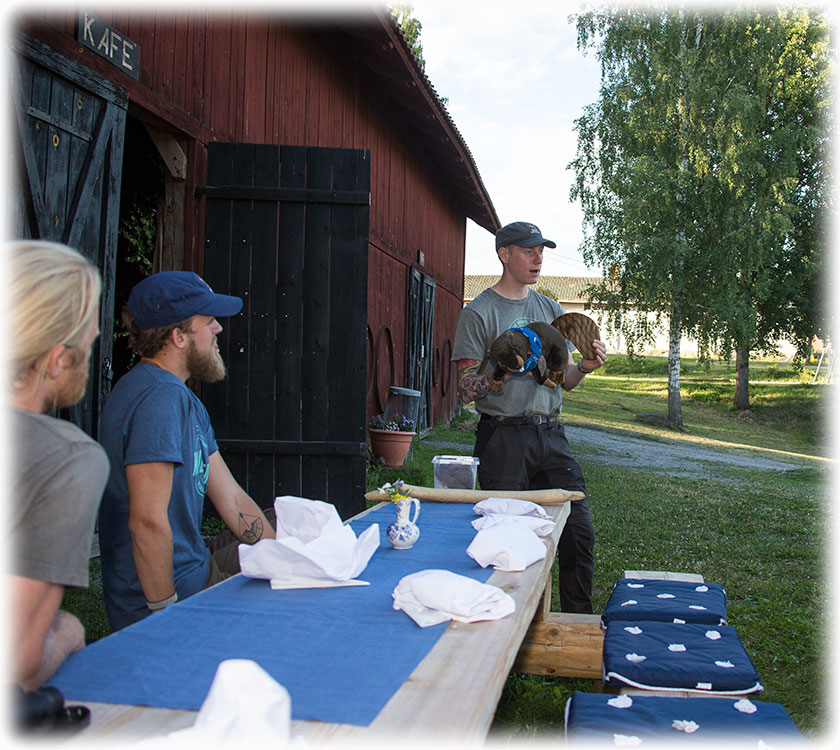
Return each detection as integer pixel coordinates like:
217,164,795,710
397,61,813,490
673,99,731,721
513,612,604,679
535,573,552,621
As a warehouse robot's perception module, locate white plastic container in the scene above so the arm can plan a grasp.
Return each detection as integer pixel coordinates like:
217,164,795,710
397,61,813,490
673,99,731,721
432,455,480,490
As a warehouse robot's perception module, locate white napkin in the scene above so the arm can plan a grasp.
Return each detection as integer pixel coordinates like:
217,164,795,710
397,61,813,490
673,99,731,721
392,569,515,627
466,525,547,571
134,659,295,746
471,512,556,537
473,497,550,519
239,495,379,588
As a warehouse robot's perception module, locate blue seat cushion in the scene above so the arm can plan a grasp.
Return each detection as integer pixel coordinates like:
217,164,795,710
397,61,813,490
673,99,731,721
565,691,804,743
602,578,728,626
603,620,763,694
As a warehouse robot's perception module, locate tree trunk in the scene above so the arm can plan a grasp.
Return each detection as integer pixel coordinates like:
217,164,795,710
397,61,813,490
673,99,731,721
734,347,750,410
667,312,684,429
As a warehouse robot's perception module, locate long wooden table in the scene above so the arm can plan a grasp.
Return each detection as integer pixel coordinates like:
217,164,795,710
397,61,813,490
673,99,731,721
67,501,571,744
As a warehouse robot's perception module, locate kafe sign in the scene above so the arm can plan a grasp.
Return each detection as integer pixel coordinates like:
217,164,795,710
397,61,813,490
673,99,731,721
77,11,140,80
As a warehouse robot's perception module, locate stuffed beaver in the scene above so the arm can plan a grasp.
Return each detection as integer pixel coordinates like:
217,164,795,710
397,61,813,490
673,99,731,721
487,312,600,393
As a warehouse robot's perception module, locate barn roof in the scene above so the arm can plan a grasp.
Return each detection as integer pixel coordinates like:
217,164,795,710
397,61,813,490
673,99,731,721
334,9,499,233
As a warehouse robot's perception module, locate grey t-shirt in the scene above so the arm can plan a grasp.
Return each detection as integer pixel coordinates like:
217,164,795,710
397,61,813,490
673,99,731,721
452,287,567,418
10,408,109,587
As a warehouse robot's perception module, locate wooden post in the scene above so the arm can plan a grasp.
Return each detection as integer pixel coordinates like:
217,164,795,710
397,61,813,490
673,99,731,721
144,124,186,273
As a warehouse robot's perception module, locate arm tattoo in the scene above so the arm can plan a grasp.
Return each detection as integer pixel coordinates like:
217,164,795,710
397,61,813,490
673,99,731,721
456,360,490,404
238,513,264,544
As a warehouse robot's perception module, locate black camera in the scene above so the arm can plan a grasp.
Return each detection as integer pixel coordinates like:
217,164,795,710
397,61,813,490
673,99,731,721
12,685,90,734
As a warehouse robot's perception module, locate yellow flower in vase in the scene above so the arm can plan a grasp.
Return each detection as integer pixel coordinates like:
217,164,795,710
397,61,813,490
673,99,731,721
378,480,410,504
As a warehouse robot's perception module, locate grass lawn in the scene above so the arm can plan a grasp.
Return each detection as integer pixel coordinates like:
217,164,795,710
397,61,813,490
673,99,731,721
64,355,831,741
412,355,830,741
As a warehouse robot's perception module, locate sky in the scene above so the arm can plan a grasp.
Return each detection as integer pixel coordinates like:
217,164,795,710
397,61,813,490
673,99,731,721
410,0,604,278
0,0,601,278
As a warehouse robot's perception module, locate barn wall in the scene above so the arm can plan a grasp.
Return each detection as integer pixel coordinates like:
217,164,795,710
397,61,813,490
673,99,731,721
17,8,464,423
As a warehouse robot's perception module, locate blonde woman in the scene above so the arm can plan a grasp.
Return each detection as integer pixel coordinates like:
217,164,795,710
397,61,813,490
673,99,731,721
6,240,108,691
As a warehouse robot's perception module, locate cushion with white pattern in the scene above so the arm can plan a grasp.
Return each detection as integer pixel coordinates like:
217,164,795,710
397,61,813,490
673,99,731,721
602,620,762,695
565,691,804,744
601,578,727,626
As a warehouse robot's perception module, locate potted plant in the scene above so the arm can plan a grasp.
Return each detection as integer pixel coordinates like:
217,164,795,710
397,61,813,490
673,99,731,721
368,413,416,466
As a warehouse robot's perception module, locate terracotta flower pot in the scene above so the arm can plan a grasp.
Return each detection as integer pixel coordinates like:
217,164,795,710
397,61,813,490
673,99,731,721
369,429,416,467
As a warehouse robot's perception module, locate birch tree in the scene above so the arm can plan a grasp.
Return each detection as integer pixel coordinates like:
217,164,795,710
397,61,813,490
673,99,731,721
570,6,829,420
705,9,830,406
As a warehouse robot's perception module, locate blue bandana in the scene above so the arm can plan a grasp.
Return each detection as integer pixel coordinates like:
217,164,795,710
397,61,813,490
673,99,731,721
504,326,542,373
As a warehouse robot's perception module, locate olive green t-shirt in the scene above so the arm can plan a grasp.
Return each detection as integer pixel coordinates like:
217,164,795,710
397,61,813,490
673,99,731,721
452,287,567,419
10,408,109,587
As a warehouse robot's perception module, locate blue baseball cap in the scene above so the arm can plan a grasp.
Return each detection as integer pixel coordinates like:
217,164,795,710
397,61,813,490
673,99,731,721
127,271,243,329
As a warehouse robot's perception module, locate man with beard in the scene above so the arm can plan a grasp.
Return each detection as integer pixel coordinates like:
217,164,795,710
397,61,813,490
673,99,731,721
7,241,108,689
98,271,274,630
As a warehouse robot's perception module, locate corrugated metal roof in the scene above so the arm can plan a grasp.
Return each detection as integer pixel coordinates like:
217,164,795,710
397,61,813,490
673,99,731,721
463,275,603,302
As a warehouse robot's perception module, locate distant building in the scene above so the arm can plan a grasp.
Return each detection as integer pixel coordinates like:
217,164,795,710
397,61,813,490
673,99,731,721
463,276,805,359
464,275,598,312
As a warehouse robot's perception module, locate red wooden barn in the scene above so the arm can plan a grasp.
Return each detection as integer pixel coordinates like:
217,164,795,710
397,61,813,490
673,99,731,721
8,7,498,517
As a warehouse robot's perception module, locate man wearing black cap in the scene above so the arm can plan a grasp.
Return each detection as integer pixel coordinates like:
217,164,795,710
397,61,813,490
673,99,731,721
452,222,606,613
97,271,274,630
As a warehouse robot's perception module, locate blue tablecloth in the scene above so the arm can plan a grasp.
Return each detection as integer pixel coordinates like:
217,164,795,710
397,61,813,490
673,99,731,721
49,502,493,726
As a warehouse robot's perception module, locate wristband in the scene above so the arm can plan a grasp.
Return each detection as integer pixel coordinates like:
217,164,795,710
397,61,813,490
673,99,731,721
147,592,178,611
577,360,595,375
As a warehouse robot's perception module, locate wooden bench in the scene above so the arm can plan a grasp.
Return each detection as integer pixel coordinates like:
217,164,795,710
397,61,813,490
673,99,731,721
513,570,704,681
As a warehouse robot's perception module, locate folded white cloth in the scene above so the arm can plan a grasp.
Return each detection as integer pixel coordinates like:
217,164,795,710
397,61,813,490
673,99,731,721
473,497,549,519
134,659,295,746
392,569,515,627
471,512,556,537
239,495,379,588
466,525,547,571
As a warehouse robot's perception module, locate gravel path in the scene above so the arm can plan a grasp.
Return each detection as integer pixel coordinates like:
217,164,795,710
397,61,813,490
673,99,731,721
423,424,814,484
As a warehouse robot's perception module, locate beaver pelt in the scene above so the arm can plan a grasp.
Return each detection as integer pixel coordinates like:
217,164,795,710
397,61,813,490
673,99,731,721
487,312,600,393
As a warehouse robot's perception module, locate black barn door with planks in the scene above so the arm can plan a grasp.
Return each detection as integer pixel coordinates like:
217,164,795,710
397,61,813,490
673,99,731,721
10,31,126,440
202,143,370,520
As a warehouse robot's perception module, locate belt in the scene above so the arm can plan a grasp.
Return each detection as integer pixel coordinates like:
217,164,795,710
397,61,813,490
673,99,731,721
480,414,556,425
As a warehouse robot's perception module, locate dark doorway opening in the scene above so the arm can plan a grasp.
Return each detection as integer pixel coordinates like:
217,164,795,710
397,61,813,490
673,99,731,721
110,116,166,383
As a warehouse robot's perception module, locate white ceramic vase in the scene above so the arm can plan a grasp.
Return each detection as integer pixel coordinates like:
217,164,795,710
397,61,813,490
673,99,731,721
386,497,420,549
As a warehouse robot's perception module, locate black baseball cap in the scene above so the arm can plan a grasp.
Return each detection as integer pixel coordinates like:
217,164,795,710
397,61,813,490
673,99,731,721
495,221,556,250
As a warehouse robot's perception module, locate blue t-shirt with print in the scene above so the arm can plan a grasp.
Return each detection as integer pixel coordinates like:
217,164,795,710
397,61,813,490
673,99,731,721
98,362,218,630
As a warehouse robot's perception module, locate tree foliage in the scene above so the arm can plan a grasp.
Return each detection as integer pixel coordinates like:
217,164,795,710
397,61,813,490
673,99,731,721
570,5,830,417
389,3,425,69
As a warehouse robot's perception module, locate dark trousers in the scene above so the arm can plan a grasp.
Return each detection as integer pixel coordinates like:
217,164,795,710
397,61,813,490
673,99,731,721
204,529,241,588
203,505,276,588
474,417,595,613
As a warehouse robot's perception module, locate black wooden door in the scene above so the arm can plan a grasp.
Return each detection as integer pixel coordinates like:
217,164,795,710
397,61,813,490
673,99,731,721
10,31,127,439
407,268,436,431
202,143,370,520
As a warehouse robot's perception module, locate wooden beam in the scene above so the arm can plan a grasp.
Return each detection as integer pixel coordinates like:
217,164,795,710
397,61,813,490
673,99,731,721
155,173,185,273
364,485,583,504
513,613,604,679
144,124,187,180
624,570,705,582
